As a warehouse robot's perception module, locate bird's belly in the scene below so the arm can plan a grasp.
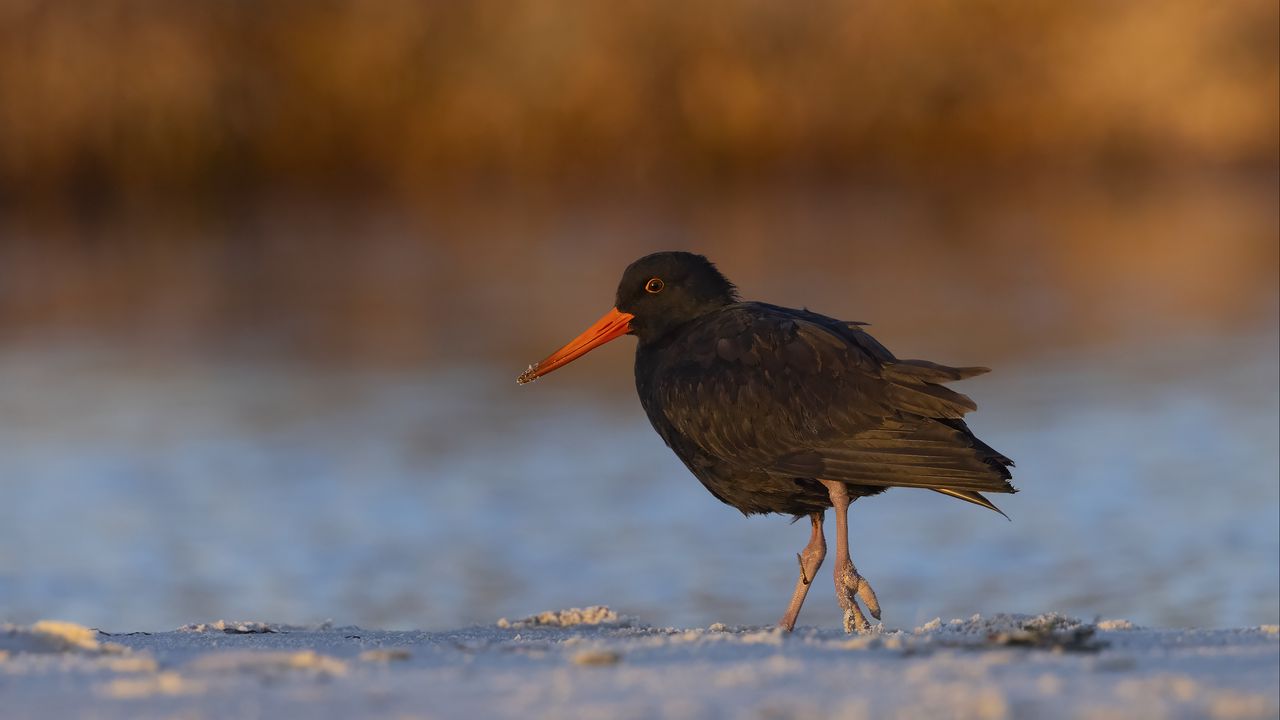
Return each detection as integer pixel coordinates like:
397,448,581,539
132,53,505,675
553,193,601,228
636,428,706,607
685,457,832,516
637,398,827,515
636,365,841,515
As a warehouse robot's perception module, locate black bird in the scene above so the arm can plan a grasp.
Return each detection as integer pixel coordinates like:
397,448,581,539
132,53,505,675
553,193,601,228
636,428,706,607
517,251,1015,633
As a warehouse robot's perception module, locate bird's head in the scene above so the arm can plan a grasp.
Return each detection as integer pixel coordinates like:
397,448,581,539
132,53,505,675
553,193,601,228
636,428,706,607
517,251,738,384
615,252,739,342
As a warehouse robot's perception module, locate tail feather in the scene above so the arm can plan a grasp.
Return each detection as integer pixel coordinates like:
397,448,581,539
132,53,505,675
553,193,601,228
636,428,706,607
888,359,991,382
932,488,1010,519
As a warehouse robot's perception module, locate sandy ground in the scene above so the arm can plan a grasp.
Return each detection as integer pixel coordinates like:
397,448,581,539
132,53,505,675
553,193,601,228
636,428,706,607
2,609,1276,720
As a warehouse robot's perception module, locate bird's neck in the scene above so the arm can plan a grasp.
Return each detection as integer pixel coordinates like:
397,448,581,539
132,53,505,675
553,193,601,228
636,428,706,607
632,300,736,347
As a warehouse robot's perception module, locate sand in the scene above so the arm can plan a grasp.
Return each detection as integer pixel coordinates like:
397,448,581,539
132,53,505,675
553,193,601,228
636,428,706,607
2,608,1276,719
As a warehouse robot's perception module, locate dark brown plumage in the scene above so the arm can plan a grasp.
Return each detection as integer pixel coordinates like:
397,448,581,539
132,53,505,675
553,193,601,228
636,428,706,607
635,299,1015,516
518,251,1016,632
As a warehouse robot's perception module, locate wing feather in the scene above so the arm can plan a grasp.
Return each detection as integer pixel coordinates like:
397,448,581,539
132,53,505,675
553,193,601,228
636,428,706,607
645,303,1015,502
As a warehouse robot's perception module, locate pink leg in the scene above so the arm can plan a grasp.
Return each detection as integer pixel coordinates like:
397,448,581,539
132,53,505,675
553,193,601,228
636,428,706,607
778,512,826,632
820,480,881,633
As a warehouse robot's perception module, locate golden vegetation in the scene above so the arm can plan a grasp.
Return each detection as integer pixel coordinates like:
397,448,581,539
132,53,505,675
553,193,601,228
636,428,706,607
0,0,1274,206
0,1,1274,362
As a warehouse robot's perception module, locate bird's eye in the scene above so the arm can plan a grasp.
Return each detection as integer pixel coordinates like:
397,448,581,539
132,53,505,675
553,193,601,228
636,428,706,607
645,277,665,294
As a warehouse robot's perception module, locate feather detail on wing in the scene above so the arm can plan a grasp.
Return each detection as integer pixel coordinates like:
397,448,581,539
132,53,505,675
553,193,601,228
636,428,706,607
644,302,1016,505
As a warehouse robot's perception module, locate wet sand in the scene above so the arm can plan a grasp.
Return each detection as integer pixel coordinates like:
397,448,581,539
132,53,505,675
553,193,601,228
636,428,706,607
4,609,1277,719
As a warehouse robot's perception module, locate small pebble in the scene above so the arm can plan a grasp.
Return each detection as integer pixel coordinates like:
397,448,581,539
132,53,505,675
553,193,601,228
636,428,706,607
572,649,621,666
359,648,411,662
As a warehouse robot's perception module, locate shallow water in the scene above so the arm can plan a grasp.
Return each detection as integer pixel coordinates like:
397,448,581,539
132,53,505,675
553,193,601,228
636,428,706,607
0,330,1275,632
2,176,1277,631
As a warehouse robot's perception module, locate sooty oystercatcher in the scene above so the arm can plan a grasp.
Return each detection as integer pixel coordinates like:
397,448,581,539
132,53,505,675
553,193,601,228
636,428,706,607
517,251,1015,633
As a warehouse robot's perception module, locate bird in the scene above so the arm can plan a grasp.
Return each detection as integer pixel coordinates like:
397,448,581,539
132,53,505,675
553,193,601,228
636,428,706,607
517,251,1015,633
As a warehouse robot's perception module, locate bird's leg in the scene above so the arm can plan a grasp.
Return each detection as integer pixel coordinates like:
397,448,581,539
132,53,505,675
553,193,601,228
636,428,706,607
777,511,826,632
819,480,881,633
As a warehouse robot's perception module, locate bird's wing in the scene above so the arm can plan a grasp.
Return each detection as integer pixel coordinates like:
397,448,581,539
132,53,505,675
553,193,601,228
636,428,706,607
652,303,1015,495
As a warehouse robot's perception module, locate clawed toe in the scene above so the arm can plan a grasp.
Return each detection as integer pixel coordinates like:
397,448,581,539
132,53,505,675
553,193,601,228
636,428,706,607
842,606,868,634
835,562,880,633
859,576,881,621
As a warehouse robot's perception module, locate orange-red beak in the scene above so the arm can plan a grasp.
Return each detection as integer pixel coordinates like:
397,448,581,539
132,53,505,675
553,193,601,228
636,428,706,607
517,307,634,385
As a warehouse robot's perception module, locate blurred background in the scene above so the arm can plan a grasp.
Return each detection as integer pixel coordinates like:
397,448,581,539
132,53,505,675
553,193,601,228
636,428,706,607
0,0,1276,631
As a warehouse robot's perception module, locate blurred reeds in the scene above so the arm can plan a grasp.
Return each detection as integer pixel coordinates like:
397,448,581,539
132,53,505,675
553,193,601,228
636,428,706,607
0,0,1275,364
1,0,1275,208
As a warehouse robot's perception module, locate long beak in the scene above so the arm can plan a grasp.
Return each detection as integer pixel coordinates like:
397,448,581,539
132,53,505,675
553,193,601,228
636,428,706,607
517,307,634,385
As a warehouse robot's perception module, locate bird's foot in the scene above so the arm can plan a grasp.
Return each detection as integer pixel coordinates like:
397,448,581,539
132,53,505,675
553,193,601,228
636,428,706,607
835,559,880,634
